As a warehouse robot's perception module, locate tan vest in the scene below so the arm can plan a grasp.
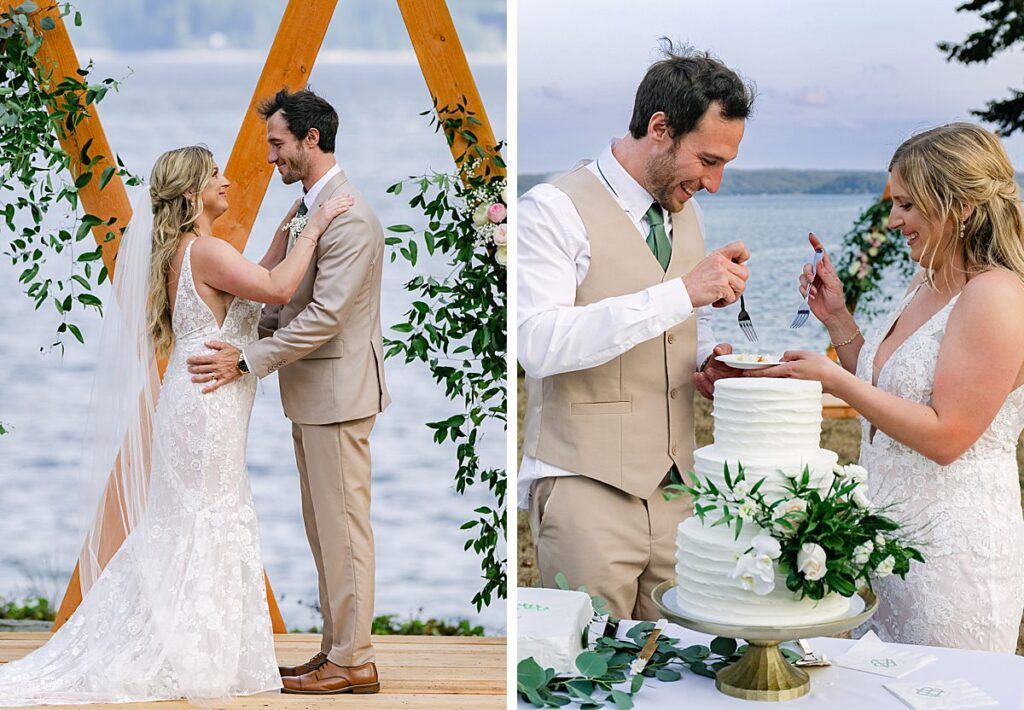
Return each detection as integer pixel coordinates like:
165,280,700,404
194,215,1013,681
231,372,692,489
522,165,705,499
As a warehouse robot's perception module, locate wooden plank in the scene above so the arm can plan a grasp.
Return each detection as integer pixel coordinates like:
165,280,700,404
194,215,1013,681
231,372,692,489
213,0,340,252
0,633,507,705
396,0,503,175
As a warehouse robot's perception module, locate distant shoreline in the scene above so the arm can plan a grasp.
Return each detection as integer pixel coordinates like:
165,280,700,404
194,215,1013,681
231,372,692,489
518,170,1024,197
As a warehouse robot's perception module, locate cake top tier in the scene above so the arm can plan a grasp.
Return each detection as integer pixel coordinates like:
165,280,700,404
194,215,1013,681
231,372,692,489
712,378,824,458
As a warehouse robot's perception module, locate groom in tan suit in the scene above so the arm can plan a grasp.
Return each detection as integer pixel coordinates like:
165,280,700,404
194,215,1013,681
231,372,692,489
187,88,389,695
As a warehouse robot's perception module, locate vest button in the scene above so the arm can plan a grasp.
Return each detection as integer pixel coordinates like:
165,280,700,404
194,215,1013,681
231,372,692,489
671,445,678,456
667,333,676,344
669,388,678,399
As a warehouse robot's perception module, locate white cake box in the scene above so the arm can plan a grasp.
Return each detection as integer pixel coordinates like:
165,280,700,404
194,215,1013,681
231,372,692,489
517,588,594,675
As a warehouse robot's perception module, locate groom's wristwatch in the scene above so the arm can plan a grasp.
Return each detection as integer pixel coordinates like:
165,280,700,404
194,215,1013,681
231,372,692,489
237,354,250,375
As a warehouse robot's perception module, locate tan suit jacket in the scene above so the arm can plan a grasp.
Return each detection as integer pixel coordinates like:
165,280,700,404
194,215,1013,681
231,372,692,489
245,170,391,424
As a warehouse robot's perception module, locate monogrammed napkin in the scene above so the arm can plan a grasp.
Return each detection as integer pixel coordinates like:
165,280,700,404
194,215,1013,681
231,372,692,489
883,678,998,709
832,631,936,678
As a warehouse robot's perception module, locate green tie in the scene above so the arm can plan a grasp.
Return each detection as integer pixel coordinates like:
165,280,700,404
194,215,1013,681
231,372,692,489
645,202,672,271
297,199,309,217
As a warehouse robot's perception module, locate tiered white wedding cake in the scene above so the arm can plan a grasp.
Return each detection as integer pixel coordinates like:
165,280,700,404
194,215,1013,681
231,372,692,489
674,378,852,625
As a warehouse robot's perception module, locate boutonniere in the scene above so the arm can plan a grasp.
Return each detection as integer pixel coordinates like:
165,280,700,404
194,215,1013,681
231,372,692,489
283,214,309,241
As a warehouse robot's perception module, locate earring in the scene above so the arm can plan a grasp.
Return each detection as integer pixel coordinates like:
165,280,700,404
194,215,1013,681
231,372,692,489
959,221,966,239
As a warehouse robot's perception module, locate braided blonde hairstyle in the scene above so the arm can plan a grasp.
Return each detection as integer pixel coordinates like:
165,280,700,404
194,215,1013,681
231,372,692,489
889,123,1024,286
147,146,214,356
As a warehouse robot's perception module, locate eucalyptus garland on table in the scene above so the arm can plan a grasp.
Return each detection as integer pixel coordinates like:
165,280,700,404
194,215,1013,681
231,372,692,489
834,196,914,318
666,462,924,601
518,620,802,709
0,1,138,437
385,99,507,611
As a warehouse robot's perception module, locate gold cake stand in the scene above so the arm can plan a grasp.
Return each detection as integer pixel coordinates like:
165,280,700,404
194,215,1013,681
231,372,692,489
651,580,878,702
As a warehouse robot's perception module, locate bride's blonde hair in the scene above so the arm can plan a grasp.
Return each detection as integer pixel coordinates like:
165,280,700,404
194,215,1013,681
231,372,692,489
889,122,1024,285
147,145,214,356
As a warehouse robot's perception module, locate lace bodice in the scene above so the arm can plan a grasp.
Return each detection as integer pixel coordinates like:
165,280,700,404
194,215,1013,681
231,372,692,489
855,284,1024,652
0,240,280,704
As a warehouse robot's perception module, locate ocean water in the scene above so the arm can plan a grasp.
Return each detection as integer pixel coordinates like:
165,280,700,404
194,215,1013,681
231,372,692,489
0,56,507,632
697,192,903,353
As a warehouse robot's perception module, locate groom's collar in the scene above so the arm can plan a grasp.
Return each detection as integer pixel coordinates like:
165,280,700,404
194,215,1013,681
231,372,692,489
593,140,658,224
303,163,342,211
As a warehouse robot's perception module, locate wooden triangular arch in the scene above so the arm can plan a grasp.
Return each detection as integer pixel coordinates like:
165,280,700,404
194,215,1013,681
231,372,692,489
3,0,502,634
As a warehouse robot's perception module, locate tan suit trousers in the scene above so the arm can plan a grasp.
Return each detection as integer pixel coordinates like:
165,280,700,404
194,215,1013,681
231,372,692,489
292,415,376,666
529,474,692,620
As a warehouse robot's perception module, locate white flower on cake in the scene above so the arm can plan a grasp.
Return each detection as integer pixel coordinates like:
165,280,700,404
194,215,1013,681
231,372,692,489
731,479,751,498
852,541,874,565
851,487,873,510
732,553,775,595
737,499,757,520
797,542,827,581
752,532,781,559
876,555,896,577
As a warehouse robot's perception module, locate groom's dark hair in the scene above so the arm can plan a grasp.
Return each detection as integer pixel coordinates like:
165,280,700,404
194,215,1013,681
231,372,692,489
258,87,339,153
629,39,755,140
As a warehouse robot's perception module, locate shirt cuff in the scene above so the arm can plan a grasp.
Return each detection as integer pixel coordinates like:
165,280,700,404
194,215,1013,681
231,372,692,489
648,278,694,323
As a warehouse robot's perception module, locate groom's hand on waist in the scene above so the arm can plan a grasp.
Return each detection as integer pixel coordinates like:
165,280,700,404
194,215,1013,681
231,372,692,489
682,241,750,309
187,341,242,394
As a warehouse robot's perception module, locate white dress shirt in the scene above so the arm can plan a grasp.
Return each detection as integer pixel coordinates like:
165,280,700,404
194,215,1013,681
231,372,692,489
517,141,717,510
303,163,341,211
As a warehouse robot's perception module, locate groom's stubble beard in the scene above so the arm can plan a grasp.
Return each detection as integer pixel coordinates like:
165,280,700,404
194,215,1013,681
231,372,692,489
645,140,701,212
278,143,313,185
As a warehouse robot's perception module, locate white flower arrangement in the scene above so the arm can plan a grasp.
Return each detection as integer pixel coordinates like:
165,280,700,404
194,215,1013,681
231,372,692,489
667,462,925,601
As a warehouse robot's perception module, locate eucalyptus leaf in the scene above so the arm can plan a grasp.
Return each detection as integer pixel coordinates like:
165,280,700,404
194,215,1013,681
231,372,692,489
575,651,608,678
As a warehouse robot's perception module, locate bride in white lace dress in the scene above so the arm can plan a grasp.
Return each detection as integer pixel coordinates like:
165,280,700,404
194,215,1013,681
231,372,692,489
0,146,351,704
760,123,1024,652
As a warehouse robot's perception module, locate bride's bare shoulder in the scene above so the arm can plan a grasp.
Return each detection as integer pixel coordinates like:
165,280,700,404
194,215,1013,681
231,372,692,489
956,269,1024,323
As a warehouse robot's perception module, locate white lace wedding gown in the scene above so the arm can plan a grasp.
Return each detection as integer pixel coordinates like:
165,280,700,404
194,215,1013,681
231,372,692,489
856,284,1024,652
0,241,281,704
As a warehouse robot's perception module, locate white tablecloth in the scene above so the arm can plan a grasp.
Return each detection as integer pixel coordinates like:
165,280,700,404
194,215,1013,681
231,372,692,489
518,621,1024,708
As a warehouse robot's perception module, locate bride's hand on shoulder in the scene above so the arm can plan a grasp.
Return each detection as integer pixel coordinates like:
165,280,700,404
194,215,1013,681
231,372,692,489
756,350,844,392
800,233,847,326
306,194,355,239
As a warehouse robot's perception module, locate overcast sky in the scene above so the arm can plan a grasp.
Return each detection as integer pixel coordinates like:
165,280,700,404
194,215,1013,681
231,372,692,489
518,0,1024,173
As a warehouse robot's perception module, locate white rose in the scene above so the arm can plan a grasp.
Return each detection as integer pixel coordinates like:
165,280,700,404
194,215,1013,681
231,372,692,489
737,499,757,521
832,463,847,478
852,541,873,566
875,533,886,548
876,555,896,577
752,532,782,560
797,542,827,581
472,203,490,226
844,464,869,484
500,186,508,204
495,244,508,266
731,480,751,498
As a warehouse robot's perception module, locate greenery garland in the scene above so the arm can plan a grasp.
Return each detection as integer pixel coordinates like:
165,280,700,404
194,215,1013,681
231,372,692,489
518,620,802,709
385,99,507,611
834,196,914,318
0,1,138,437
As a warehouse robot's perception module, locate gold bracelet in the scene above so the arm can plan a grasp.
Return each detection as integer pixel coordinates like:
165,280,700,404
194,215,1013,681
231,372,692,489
298,235,317,245
830,328,862,348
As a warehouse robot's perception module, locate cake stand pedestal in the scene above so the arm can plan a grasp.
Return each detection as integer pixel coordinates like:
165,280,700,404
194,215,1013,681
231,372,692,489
651,580,878,702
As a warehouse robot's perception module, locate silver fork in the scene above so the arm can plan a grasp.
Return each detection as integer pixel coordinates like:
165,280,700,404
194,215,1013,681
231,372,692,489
790,248,825,329
737,294,758,342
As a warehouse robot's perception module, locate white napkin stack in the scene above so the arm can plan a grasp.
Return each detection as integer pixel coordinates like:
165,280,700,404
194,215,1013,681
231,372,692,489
832,631,936,678
883,678,999,709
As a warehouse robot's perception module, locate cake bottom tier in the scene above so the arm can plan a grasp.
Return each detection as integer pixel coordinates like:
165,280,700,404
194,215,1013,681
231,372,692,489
675,517,851,626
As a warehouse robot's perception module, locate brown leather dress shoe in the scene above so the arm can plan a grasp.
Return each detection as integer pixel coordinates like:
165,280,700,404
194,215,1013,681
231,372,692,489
281,660,380,695
278,651,328,677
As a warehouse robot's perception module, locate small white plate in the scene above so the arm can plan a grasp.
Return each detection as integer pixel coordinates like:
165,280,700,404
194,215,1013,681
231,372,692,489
716,354,783,370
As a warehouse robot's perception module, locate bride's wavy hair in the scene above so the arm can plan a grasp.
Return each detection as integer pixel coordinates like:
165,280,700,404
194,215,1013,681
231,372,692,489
147,145,215,356
889,123,1024,286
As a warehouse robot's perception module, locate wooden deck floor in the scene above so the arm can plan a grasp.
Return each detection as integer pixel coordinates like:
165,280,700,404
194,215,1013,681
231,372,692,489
0,632,506,709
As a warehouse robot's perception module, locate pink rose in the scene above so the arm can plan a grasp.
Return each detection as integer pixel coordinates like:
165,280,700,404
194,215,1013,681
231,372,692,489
494,224,508,245
487,203,506,223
